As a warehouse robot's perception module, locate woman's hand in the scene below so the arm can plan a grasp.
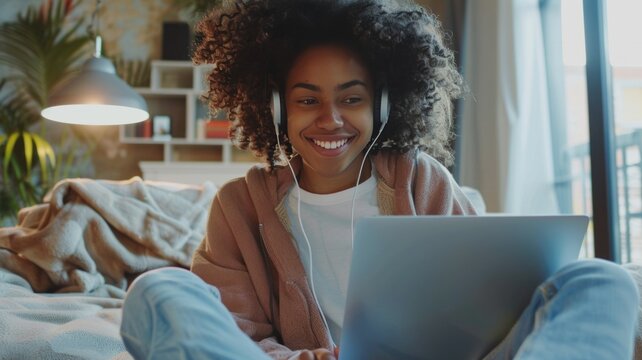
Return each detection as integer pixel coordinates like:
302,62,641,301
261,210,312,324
294,348,337,360
313,348,336,360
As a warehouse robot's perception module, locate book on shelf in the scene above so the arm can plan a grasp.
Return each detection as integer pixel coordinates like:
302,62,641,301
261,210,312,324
134,119,153,138
197,119,230,139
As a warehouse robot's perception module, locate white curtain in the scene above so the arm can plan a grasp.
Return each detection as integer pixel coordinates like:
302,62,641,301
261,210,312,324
458,0,559,214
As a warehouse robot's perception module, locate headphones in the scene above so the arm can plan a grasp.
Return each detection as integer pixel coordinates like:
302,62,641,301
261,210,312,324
270,85,390,138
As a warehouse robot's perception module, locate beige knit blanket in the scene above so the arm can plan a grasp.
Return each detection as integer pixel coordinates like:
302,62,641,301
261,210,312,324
0,177,216,359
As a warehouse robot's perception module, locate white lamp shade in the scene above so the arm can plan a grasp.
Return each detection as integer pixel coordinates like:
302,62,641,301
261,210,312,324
41,57,149,125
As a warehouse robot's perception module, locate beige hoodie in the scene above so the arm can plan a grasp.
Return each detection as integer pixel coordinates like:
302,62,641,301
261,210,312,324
191,150,477,359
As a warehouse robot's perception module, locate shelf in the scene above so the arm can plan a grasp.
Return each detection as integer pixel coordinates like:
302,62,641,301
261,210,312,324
139,161,255,187
119,60,253,185
135,87,193,95
119,138,232,145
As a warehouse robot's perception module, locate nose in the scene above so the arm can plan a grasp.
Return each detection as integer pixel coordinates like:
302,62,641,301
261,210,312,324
315,102,343,130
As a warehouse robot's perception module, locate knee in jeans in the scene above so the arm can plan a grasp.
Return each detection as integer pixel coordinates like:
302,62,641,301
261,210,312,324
127,267,221,303
128,267,192,299
564,259,639,300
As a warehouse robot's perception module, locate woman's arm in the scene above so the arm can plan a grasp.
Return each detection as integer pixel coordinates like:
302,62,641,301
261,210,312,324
414,152,478,215
191,186,334,360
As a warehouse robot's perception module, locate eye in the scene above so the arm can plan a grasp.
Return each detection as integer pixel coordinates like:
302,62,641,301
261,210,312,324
343,96,362,104
297,98,318,105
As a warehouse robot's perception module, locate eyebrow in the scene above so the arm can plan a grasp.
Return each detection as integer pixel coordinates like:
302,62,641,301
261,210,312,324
291,79,368,92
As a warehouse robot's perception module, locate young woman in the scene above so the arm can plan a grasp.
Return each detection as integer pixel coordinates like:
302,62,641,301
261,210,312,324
120,1,639,359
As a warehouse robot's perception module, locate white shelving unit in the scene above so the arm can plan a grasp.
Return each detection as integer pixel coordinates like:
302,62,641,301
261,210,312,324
119,60,256,186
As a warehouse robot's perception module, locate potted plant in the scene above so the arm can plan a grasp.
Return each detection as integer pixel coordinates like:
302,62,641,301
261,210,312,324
0,0,91,224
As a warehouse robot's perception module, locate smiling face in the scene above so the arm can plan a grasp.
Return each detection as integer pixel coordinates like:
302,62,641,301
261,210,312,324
285,44,374,194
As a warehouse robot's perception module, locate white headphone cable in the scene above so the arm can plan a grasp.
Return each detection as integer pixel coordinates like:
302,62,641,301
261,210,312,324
274,126,336,348
350,122,387,249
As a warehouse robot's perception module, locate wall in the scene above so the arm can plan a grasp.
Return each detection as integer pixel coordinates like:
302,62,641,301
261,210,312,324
417,0,466,64
1,0,187,59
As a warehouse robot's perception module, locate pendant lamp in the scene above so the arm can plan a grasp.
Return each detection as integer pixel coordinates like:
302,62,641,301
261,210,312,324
41,1,148,125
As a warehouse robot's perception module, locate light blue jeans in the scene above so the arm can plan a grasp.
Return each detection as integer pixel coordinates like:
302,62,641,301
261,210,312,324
120,259,639,360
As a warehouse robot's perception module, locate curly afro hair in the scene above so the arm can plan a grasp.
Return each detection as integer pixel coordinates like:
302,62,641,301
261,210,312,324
193,0,463,169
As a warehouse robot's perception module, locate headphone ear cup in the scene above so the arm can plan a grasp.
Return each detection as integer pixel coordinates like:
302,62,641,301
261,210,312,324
271,89,282,132
270,88,287,135
379,87,390,127
280,89,287,133
373,87,381,135
372,86,390,137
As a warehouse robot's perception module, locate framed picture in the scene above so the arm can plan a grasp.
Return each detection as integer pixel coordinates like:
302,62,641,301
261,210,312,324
153,115,172,141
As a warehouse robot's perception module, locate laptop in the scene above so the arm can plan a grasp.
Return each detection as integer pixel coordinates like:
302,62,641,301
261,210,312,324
339,215,589,360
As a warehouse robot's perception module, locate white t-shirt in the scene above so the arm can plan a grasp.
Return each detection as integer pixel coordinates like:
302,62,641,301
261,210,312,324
286,173,380,344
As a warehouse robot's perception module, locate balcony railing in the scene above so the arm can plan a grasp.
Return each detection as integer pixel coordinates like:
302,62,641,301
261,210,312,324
562,129,642,262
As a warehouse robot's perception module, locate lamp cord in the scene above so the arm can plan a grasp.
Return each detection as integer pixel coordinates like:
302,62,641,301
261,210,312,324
88,0,102,57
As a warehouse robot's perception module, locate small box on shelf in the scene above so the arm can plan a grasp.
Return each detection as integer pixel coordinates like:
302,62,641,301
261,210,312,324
152,115,172,141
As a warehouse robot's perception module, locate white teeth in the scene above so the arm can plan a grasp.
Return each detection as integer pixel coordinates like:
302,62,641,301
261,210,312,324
313,138,349,150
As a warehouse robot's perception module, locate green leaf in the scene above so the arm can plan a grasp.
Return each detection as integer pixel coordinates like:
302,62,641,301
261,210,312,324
8,155,23,179
17,182,29,205
62,143,77,179
3,132,20,175
52,131,67,181
32,133,55,184
22,131,33,177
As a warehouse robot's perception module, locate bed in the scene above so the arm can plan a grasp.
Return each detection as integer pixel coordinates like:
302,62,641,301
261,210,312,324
0,176,641,359
0,177,217,359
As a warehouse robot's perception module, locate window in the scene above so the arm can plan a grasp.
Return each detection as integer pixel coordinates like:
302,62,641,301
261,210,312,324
544,0,642,262
543,0,594,257
607,0,642,262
